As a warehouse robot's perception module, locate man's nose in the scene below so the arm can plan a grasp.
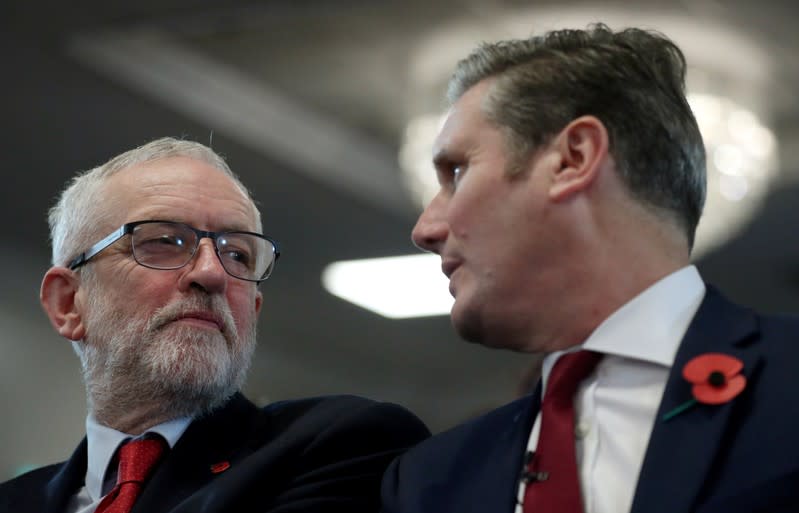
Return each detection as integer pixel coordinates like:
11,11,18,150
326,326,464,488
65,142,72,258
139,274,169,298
178,239,228,294
411,193,448,254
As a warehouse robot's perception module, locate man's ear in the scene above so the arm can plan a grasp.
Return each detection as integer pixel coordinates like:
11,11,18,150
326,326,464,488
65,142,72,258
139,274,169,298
40,267,86,341
254,289,263,316
549,115,610,201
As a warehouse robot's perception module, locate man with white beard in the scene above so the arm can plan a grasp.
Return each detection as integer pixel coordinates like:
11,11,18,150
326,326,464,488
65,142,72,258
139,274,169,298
0,137,430,513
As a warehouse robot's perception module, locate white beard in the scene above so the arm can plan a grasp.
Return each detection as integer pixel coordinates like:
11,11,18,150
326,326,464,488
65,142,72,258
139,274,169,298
75,278,257,425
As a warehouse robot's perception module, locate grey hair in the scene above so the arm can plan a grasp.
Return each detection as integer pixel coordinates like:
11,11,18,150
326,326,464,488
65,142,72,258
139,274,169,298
48,137,261,267
447,23,706,249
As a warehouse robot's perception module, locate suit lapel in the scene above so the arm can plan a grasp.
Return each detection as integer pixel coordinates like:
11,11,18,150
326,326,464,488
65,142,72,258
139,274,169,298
42,439,88,513
132,393,263,513
630,287,761,513
447,387,541,513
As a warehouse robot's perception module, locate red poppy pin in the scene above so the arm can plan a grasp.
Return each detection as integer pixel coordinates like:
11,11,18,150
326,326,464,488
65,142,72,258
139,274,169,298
210,461,231,474
662,353,746,422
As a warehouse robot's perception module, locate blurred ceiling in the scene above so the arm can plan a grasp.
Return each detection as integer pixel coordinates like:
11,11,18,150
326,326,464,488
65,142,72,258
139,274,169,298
2,0,798,480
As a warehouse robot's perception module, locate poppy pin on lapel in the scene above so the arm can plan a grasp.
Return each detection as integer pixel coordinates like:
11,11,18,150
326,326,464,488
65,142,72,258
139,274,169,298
210,461,231,474
662,353,746,422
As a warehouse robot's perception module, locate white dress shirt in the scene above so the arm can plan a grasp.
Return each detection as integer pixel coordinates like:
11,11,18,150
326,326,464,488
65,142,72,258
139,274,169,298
66,415,191,513
516,265,706,513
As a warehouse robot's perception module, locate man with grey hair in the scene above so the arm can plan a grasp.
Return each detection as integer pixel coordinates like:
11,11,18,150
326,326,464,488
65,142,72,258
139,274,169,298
0,136,429,513
382,24,799,513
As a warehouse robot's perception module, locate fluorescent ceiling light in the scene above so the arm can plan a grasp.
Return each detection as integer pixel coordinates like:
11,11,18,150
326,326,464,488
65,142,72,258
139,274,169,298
322,254,453,319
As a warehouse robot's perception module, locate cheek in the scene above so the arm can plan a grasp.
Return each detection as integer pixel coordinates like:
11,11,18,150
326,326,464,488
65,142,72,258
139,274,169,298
134,281,177,312
447,197,477,240
447,176,505,239
104,263,170,306
226,288,259,326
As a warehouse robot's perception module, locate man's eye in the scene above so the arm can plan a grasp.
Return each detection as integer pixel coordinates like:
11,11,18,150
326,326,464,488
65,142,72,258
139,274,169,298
143,235,184,247
434,160,465,189
224,250,250,264
453,166,465,187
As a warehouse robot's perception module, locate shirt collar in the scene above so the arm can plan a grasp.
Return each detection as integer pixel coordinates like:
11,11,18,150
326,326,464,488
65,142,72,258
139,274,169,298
583,265,705,367
541,265,706,385
85,415,191,500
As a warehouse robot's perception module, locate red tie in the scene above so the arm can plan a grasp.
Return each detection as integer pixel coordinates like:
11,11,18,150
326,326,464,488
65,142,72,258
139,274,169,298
95,436,168,513
523,350,602,513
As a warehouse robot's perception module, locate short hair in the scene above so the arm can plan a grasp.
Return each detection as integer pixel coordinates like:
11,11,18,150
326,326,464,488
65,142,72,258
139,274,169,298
48,137,261,267
448,23,707,248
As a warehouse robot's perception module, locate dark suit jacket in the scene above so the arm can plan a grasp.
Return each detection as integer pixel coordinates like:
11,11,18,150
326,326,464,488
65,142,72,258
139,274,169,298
382,287,799,513
0,393,430,512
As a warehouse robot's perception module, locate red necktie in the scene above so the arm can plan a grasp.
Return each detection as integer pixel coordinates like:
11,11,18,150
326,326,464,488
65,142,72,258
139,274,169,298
523,350,602,513
95,436,168,513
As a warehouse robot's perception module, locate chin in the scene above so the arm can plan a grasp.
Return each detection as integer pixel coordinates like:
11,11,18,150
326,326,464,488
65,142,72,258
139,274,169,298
451,300,488,346
451,300,527,351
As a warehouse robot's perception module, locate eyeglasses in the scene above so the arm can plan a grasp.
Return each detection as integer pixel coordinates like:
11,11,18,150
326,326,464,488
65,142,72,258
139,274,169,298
68,220,280,283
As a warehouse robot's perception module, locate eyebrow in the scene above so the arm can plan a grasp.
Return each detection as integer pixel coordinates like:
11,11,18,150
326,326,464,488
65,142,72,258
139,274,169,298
432,148,454,171
135,213,255,233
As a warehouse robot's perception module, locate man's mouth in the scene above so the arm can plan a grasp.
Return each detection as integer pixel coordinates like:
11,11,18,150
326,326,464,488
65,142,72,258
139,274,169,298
441,258,461,279
171,311,224,332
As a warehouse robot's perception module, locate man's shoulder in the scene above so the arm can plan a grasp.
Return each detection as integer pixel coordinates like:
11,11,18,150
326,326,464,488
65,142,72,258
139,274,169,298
704,285,799,323
754,309,799,338
743,311,799,403
155,394,430,512
264,393,405,416
381,396,534,513
246,395,430,512
263,394,428,429
252,394,431,453
697,285,799,350
0,463,62,507
393,394,533,468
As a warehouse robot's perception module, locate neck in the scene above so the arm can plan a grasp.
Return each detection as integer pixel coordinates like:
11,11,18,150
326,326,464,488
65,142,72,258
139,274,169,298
523,200,691,354
88,395,181,435
85,381,215,434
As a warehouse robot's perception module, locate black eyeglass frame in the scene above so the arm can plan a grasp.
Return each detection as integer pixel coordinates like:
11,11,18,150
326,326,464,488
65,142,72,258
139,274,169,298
67,219,280,283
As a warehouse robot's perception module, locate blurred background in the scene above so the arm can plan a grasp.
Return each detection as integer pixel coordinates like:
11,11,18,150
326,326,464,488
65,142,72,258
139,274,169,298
2,0,798,481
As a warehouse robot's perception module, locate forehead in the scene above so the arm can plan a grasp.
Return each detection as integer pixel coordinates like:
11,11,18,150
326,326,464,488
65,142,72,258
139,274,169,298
433,79,497,157
101,156,258,231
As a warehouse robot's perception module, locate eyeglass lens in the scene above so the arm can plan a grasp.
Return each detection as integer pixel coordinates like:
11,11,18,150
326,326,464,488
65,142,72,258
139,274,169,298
131,222,274,281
